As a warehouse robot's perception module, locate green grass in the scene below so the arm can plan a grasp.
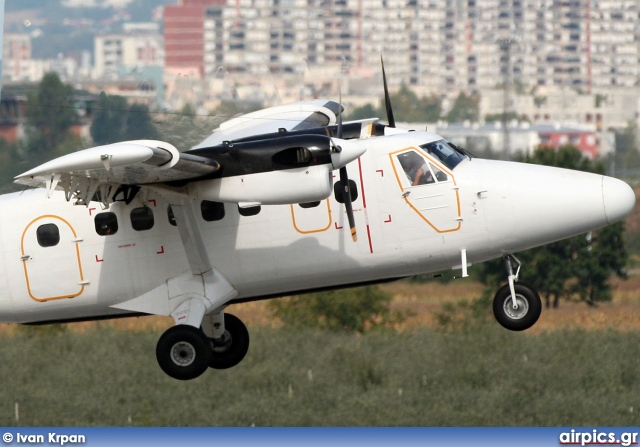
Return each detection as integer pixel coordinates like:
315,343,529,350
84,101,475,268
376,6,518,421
0,325,638,426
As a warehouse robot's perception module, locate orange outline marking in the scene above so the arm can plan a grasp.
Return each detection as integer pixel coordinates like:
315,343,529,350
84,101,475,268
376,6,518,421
290,199,333,235
388,147,462,233
21,215,85,302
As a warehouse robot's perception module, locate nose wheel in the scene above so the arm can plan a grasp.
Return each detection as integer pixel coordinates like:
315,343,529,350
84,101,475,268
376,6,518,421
493,282,541,331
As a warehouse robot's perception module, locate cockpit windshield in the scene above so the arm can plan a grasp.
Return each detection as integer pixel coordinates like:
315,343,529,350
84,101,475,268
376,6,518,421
419,140,468,170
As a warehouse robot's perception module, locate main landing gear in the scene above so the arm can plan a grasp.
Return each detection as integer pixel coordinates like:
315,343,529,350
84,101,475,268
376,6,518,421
156,311,250,380
492,255,542,331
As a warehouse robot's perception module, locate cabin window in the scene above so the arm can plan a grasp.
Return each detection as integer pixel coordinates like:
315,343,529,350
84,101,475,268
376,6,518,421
333,179,358,203
37,223,60,247
131,207,154,231
299,201,321,209
167,206,177,226
201,200,225,222
238,204,261,217
95,212,118,236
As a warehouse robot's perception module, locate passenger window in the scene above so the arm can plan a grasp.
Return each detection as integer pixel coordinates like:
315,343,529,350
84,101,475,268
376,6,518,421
131,207,154,231
299,201,321,209
238,205,261,217
167,206,177,226
334,179,358,203
95,212,118,236
37,223,60,247
201,200,225,222
397,151,434,186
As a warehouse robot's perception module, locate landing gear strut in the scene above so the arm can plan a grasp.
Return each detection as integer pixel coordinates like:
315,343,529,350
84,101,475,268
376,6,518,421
492,255,542,331
205,313,250,370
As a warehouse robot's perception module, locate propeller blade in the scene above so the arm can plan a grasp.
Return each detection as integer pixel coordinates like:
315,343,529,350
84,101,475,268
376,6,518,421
339,166,357,242
381,55,396,128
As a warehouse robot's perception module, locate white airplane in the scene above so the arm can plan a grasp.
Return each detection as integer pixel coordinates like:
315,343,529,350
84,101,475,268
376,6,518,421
4,80,635,380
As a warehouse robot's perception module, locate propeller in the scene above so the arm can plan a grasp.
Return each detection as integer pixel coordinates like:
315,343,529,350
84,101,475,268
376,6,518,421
381,55,396,128
329,90,358,242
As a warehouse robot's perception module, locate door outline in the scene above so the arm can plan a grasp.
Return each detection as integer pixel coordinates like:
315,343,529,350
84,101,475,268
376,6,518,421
289,199,332,234
21,215,85,302
389,147,462,233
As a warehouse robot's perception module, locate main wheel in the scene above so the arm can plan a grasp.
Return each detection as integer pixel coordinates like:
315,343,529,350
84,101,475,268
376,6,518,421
493,283,542,331
156,325,213,380
208,313,250,370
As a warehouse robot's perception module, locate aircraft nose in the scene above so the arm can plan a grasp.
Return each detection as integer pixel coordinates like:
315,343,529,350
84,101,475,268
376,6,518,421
602,176,636,225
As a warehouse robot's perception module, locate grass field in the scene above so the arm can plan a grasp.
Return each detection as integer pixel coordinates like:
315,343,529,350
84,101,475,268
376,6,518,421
0,276,639,427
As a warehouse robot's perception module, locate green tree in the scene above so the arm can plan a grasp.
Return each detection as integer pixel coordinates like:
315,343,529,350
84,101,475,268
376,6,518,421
26,72,76,154
90,92,128,145
267,286,405,333
479,145,628,308
347,86,442,123
123,104,160,140
613,121,640,176
445,92,480,123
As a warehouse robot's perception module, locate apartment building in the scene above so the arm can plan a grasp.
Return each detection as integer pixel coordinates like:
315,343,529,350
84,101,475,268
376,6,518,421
3,33,31,82
191,0,640,96
94,31,164,78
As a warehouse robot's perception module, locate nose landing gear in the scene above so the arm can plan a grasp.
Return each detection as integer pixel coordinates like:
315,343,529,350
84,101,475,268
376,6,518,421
492,255,542,331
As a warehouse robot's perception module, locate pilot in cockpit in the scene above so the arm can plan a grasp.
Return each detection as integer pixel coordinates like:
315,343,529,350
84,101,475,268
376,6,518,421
402,153,434,186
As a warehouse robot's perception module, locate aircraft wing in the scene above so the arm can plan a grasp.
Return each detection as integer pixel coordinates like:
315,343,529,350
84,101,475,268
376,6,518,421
15,139,219,190
13,100,351,208
191,100,341,149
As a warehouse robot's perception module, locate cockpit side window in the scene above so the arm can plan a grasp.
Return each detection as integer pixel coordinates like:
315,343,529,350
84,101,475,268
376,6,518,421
419,140,466,170
397,151,436,186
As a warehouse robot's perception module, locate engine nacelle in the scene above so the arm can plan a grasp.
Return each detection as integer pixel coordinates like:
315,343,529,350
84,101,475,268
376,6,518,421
187,164,333,205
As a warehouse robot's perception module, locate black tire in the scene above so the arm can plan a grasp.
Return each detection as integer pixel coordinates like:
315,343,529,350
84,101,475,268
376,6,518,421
156,325,213,380
492,282,542,331
208,313,250,370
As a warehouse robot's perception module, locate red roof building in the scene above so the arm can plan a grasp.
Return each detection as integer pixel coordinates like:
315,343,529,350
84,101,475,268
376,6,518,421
164,0,225,77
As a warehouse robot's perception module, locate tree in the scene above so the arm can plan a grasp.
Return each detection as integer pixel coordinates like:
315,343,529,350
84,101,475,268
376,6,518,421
123,104,160,140
444,92,480,123
347,86,442,123
90,92,128,145
613,121,640,177
478,145,628,308
26,72,76,154
267,286,406,333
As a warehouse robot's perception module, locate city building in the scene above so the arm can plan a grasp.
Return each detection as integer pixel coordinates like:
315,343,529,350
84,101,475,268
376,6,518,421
3,33,31,82
94,29,164,79
164,0,225,78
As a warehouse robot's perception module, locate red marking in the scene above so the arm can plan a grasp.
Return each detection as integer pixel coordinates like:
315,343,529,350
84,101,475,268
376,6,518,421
357,159,368,208
376,169,384,177
118,243,136,249
149,199,157,207
332,174,337,179
95,255,103,263
178,316,186,321
366,225,373,254
335,222,343,230
157,246,165,254
357,158,373,253
384,215,392,223
89,208,96,216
